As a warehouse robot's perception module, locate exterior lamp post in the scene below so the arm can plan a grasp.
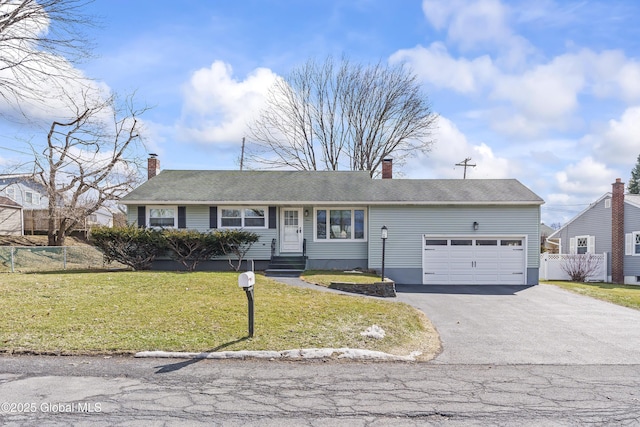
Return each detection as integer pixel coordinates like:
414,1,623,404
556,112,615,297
381,225,388,282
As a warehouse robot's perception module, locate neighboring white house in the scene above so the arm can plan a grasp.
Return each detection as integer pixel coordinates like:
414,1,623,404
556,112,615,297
0,196,23,236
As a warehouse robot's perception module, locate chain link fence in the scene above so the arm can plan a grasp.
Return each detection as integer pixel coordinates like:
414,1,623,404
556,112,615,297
0,246,127,273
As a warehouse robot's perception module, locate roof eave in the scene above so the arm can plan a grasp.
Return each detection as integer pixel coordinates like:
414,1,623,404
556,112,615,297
120,199,544,206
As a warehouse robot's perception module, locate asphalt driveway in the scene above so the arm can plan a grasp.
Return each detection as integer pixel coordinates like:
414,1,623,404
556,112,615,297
396,283,640,364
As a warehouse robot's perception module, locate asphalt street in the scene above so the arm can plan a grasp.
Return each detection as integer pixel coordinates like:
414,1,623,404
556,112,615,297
0,281,639,425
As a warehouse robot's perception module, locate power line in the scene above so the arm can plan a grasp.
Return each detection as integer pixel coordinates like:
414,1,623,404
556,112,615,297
0,145,33,156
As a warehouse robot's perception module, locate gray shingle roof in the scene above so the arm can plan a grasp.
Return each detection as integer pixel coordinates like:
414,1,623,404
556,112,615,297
120,170,544,205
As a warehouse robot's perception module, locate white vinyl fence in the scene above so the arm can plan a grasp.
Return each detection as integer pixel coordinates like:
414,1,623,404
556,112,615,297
539,253,608,282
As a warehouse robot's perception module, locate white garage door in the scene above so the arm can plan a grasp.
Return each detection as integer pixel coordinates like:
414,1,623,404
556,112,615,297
422,236,526,285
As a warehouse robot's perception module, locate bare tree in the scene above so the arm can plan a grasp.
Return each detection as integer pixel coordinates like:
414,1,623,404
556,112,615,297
0,0,94,109
561,254,601,282
33,90,148,246
247,56,437,176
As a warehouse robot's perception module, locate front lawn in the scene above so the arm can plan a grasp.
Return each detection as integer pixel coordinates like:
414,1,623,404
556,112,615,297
544,281,640,310
0,271,439,359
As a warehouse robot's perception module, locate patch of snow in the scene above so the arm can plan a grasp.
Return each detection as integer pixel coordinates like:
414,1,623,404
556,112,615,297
135,347,421,361
360,325,386,339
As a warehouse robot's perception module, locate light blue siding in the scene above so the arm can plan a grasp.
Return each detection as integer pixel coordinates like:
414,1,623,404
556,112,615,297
368,205,540,284
300,206,368,263
125,204,274,260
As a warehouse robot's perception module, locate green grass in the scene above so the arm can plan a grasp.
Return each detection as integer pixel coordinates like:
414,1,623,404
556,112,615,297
544,281,640,310
0,271,439,359
301,269,384,286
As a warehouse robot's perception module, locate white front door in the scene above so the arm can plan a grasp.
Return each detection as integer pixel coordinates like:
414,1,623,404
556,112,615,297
281,208,303,252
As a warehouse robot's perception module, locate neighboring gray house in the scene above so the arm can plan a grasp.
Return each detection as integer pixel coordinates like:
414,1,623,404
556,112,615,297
0,196,23,236
540,223,557,253
120,158,544,285
0,174,47,210
548,178,640,284
0,174,114,232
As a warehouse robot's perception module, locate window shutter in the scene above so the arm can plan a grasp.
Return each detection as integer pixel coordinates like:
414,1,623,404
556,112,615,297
626,233,633,255
209,206,217,229
269,206,277,229
137,206,145,228
569,237,576,254
178,206,186,228
587,236,595,254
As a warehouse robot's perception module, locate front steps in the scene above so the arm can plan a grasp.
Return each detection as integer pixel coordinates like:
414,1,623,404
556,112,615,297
265,255,307,277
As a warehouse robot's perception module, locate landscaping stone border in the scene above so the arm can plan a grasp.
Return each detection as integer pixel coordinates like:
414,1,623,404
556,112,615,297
328,281,396,297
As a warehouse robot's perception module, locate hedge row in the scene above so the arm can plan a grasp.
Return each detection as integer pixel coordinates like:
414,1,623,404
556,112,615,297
90,225,259,271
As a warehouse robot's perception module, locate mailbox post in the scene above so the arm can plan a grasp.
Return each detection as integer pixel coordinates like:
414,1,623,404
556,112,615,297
238,271,255,337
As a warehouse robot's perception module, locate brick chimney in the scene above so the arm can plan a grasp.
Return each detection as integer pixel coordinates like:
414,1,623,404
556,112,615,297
611,178,625,284
148,154,160,180
382,158,393,179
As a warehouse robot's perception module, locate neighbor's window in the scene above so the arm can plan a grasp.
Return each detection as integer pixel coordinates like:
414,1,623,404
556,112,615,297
220,207,266,228
635,232,640,255
5,187,14,201
576,236,588,254
25,191,33,204
149,207,176,228
315,208,366,241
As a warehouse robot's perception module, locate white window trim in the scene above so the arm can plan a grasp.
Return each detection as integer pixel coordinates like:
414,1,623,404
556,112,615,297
218,206,268,229
570,235,595,254
604,198,611,209
313,207,367,242
625,232,640,256
147,205,178,229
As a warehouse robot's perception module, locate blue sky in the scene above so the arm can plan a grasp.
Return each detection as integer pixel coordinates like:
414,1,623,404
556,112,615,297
3,0,640,226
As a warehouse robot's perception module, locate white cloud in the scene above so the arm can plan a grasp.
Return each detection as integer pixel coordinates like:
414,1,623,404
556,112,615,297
590,106,640,166
492,56,584,120
178,61,278,144
406,116,513,179
422,0,510,50
390,42,496,94
555,157,617,196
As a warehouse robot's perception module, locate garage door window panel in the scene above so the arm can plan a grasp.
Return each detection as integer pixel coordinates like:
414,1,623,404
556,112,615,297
451,239,472,246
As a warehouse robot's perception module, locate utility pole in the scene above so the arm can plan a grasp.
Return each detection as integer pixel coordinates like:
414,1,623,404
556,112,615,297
455,157,476,179
239,137,245,171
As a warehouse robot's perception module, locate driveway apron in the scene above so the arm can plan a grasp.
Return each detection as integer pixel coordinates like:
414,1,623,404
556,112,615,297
395,283,640,364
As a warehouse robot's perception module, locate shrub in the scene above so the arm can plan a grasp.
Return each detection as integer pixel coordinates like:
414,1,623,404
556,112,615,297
91,226,259,272
162,229,222,271
561,254,600,282
90,225,165,271
214,229,260,271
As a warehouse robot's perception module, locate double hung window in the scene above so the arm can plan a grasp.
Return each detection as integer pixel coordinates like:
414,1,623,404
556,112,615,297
220,207,266,228
149,206,177,228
